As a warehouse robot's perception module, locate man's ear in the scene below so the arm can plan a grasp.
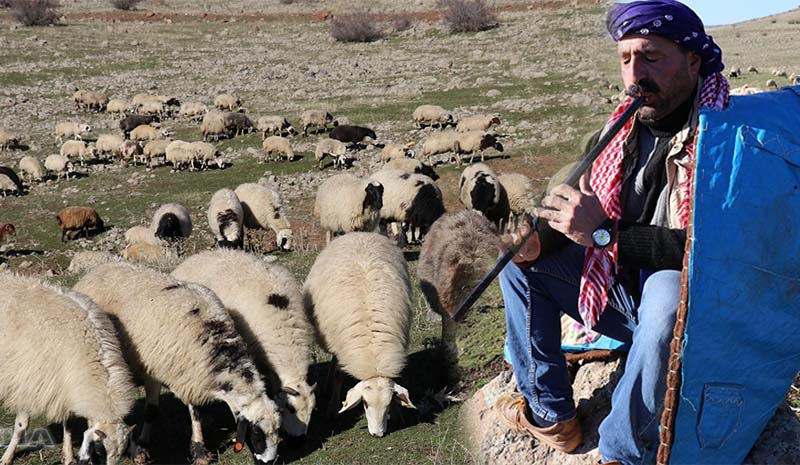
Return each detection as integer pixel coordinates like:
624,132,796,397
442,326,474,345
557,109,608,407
339,381,365,413
688,51,702,77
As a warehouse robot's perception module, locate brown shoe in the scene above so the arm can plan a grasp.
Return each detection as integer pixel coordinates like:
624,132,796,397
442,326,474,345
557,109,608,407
495,393,582,453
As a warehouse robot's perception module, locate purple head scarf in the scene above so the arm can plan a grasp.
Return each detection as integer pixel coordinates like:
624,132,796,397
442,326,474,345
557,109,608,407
607,0,724,77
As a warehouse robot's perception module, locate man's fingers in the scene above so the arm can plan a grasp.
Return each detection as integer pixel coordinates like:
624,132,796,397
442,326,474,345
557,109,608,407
579,174,594,196
550,183,579,202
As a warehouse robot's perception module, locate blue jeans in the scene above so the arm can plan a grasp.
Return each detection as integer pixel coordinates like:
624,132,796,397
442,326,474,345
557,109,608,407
499,243,681,465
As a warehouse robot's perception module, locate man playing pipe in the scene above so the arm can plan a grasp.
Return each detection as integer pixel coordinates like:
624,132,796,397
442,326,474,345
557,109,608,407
495,1,730,463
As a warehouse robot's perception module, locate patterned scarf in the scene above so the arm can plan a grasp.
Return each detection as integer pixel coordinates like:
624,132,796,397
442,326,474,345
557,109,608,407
578,73,730,330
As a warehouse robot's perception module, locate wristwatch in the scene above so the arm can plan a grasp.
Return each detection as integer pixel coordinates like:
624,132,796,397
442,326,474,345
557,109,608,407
592,218,616,249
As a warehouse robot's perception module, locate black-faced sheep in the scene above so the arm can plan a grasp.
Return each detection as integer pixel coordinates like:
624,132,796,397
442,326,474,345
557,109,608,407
314,173,383,243
329,124,377,148
56,207,104,242
452,131,504,165
370,169,445,245
262,136,295,162
207,189,244,249
54,122,91,145
234,183,293,251
459,163,510,228
0,167,24,196
301,110,334,136
151,203,192,241
384,157,439,180
256,116,296,138
412,104,455,129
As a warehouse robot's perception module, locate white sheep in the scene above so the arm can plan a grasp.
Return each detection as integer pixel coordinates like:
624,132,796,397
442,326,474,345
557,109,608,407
234,182,293,251
0,273,136,465
214,93,241,111
130,124,170,142
420,130,459,164
314,173,384,243
412,104,455,129
257,115,296,138
150,203,192,241
314,138,348,169
122,241,175,264
301,109,334,136
67,250,123,273
303,232,415,437
18,156,44,183
201,111,228,142
380,143,415,162
44,154,75,180
172,250,315,437
124,225,160,246
456,114,501,132
165,140,197,171
106,98,131,118
137,100,166,117
369,168,445,245
60,140,96,166
96,134,125,159
262,136,295,162
498,172,535,221
208,189,244,249
54,122,91,145
0,127,20,150
143,139,171,166
460,163,510,227
452,131,504,165
74,263,282,464
189,141,222,169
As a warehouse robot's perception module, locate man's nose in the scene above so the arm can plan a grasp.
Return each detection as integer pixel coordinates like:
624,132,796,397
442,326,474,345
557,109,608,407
629,56,649,85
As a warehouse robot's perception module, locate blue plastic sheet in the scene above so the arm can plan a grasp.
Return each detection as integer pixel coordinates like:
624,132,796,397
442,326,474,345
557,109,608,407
670,86,800,464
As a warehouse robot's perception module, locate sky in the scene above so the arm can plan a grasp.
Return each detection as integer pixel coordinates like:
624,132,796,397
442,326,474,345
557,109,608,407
677,1,798,26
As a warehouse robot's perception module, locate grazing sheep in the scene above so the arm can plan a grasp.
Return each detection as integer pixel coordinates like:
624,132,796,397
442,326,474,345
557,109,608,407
68,250,122,273
303,232,415,437
130,124,170,142
72,89,88,110
419,131,459,164
124,225,160,246
120,115,159,138
54,122,91,145
498,172,535,220
727,69,741,79
122,241,174,264
730,84,763,96
0,167,24,196
234,183,293,251
201,111,228,142
329,124,377,147
137,100,166,118
793,75,800,86
223,112,255,137
44,155,75,180
189,141,223,170
0,223,16,243
456,114,501,132
207,189,244,249
74,263,282,464
214,93,242,111
452,131,504,165
151,203,192,241
773,69,788,78
314,138,349,169
301,110,334,136
262,136,295,162
384,157,439,180
257,116,296,138
96,134,125,159
106,98,131,117
459,163,511,228
143,139,171,166
766,79,779,90
60,140,96,166
380,143,415,162
179,101,209,121
82,91,109,112
0,127,20,150
314,173,384,243
748,66,759,74
120,140,144,165
172,250,315,437
412,104,455,129
165,140,197,170
18,156,45,183
0,273,136,465
370,169,445,244
56,207,104,242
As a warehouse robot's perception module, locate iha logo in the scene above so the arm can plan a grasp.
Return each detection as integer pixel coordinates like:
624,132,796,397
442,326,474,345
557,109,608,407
0,427,56,448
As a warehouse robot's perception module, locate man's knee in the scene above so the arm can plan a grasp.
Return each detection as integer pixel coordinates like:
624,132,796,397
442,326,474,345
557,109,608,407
637,270,681,335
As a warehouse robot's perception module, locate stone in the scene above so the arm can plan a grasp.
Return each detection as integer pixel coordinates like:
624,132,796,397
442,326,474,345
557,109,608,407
486,89,502,98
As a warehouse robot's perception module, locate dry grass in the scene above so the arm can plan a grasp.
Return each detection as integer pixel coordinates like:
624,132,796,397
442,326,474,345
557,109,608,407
109,0,144,10
7,0,60,25
330,12,386,43
438,0,498,33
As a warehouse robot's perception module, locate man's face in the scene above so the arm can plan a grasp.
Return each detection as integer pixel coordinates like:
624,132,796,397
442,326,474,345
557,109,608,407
617,34,701,123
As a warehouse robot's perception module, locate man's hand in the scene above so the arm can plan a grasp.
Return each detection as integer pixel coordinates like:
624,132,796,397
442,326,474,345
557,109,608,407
535,175,609,248
499,214,541,267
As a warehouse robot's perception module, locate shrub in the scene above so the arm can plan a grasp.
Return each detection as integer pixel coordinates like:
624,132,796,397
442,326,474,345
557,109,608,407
110,0,144,10
330,13,385,43
392,13,415,32
438,0,498,33
8,0,61,26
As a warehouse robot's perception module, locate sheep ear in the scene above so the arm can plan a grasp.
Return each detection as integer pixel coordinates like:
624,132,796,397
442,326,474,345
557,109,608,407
393,384,416,410
93,429,107,441
339,381,365,414
282,386,300,397
234,418,249,453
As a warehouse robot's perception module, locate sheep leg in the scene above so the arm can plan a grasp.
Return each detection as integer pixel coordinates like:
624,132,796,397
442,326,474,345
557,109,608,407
325,230,332,245
62,420,76,465
187,405,214,465
0,412,29,465
325,361,344,419
130,378,160,464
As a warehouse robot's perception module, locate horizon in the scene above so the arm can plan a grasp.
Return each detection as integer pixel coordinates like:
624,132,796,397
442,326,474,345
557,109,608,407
677,1,798,27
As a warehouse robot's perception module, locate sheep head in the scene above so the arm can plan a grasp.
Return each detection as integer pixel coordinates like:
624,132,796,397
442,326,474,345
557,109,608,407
276,381,316,437
276,228,293,251
236,394,282,464
339,377,416,437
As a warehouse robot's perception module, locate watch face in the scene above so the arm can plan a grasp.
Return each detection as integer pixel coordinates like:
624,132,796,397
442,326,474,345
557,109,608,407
592,228,612,248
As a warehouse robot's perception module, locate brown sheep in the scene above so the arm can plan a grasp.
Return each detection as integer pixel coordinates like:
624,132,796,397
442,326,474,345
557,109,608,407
56,207,104,242
0,223,16,243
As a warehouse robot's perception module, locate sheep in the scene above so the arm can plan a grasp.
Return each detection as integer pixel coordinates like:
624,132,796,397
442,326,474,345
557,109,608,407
172,250,315,437
748,66,759,74
0,223,16,243
419,130,459,164
18,156,44,183
68,250,123,273
262,136,295,162
369,169,445,245
44,154,75,180
82,91,109,112
794,75,800,86
189,141,223,169
301,109,334,136
96,134,125,159
314,138,348,169
0,167,24,196
130,124,170,142
234,183,293,251
143,139,171,166
223,112,255,137
207,189,244,249
412,104,455,129
380,143,415,162
137,99,166,118
0,127,20,150
56,207,104,242
0,273,136,465
498,172,535,220
456,114,501,132
766,79,779,90
773,69,788,78
384,157,439,180
74,263,283,464
165,140,197,170
730,84,763,96
329,124,377,148
124,225,160,246
257,115,296,138
452,131,505,165
106,98,131,117
120,140,143,165
60,140,97,166
122,241,174,264
54,122,91,145
72,89,88,110
460,163,511,228
214,93,242,111
201,111,228,142
303,232,416,437
179,101,208,121
151,203,192,241
119,115,159,138
314,173,384,243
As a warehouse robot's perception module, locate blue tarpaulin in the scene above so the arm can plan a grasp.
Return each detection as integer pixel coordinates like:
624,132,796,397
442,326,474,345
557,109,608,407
670,86,800,464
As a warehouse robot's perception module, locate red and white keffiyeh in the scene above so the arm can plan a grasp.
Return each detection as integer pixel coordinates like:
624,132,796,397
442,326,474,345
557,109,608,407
577,73,730,330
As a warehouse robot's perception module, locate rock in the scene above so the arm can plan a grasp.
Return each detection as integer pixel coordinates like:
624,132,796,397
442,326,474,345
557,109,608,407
486,89,502,98
19,261,32,270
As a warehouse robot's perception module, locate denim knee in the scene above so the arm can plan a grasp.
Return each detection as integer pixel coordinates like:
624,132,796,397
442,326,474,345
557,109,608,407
637,270,681,336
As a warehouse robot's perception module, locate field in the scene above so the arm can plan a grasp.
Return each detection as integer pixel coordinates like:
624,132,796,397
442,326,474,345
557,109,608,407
1,1,799,464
